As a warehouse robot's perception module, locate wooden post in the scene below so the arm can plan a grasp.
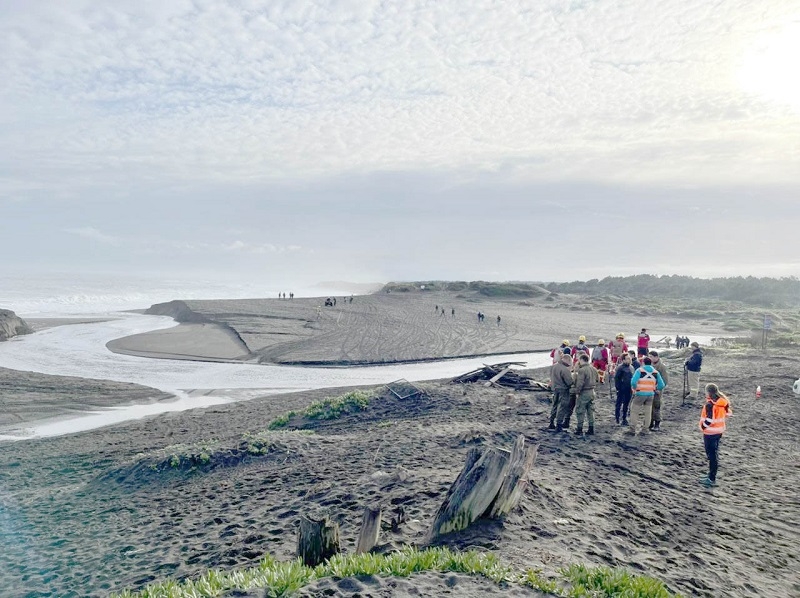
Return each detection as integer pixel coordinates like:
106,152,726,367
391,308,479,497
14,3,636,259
297,515,341,566
355,505,382,554
488,435,538,518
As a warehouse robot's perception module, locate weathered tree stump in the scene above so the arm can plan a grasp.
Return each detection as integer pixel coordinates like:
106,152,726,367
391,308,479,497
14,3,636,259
488,435,538,518
425,446,511,542
426,435,538,542
297,515,341,566
355,505,382,554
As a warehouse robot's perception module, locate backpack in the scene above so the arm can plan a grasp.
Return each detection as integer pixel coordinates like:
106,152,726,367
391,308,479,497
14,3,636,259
591,346,604,361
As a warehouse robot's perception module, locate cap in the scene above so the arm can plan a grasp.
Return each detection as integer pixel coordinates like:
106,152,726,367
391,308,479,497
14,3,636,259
641,328,647,332
579,335,586,342
598,339,605,345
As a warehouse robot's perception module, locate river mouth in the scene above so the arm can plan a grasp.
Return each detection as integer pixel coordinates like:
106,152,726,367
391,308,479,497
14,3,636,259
0,314,718,440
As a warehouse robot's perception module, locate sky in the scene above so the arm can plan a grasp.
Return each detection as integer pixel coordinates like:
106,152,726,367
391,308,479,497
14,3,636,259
2,0,799,287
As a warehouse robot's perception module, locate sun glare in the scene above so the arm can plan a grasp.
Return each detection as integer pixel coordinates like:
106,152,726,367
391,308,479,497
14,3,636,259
737,23,800,111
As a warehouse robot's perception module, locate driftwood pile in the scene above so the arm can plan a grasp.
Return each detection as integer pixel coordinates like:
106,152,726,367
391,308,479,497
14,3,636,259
451,362,550,391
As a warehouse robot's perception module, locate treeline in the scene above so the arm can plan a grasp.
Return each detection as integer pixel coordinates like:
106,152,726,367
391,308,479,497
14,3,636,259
543,275,800,307
382,281,547,297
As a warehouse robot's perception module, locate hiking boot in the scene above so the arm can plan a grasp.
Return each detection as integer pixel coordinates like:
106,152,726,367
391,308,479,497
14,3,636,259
653,421,661,431
586,426,594,436
548,422,556,430
615,417,620,425
556,423,564,433
648,420,655,430
700,477,717,488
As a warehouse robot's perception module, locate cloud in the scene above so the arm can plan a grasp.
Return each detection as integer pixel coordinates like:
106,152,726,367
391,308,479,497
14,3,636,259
63,226,120,245
0,0,798,197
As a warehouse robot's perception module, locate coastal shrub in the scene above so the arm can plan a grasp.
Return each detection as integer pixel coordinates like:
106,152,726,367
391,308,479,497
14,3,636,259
267,412,295,430
560,563,675,597
161,440,220,470
305,390,371,420
112,547,683,598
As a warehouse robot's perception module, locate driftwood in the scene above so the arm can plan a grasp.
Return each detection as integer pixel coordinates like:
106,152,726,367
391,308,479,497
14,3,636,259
355,506,382,554
297,515,341,566
451,362,550,392
425,435,538,542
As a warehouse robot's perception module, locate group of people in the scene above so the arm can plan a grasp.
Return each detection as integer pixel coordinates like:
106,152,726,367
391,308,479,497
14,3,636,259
547,330,726,488
277,292,294,299
674,335,692,348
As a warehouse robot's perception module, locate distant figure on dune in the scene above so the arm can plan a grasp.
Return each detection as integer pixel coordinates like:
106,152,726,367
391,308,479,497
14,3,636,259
451,307,455,317
496,315,501,326
699,383,731,488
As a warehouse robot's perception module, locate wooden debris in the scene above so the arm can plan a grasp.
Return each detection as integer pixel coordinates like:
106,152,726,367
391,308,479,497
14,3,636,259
451,362,550,391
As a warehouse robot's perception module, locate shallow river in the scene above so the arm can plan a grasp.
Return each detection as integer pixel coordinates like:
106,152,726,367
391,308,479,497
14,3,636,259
0,314,716,440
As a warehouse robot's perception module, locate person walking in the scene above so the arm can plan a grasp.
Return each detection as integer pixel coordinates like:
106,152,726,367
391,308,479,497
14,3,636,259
608,333,628,366
591,339,609,383
685,341,703,400
637,328,650,357
699,383,732,488
550,339,571,364
629,356,665,436
571,335,590,366
573,354,598,436
648,350,669,431
550,350,574,431
614,353,634,426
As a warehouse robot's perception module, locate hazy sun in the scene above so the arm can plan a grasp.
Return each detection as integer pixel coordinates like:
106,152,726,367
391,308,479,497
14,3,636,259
737,23,800,110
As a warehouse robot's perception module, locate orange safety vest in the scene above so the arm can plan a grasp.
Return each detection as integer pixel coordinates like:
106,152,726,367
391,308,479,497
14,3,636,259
699,397,731,435
634,368,657,394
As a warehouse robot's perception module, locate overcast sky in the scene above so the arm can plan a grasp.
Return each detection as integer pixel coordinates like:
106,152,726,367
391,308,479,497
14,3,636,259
2,0,799,286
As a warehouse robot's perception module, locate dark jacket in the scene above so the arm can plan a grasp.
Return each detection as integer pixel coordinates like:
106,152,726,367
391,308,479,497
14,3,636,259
686,348,703,372
614,363,633,393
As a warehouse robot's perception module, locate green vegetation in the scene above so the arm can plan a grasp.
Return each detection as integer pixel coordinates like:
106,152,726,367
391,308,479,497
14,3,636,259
112,546,682,598
381,280,547,297
268,390,372,428
162,440,220,470
544,274,800,308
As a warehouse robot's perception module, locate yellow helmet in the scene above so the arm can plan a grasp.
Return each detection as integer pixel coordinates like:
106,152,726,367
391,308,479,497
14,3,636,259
616,332,625,339
562,339,570,346
579,335,586,342
598,339,605,345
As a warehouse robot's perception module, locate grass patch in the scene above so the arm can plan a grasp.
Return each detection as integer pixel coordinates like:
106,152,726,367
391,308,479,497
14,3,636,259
112,547,681,598
268,390,372,429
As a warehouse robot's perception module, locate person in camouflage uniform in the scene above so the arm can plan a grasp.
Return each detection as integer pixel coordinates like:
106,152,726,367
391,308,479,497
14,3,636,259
573,353,598,436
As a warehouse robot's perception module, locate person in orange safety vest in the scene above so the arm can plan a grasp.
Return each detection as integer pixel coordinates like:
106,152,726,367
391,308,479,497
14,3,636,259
699,383,731,488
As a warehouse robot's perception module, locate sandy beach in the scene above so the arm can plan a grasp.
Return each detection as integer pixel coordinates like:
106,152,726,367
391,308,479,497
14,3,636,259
0,293,797,597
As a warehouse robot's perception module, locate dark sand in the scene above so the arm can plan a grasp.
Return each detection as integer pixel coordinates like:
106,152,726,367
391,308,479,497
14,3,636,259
0,295,797,597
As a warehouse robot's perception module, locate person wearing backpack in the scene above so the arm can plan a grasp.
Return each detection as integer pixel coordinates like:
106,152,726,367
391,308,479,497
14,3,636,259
571,335,590,366
629,356,665,436
591,339,609,383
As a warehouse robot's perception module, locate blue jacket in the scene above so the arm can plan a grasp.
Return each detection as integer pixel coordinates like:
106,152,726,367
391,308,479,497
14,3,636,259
631,365,666,397
685,349,703,372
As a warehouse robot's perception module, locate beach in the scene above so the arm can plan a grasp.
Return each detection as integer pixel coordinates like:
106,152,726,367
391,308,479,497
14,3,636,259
0,292,797,597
